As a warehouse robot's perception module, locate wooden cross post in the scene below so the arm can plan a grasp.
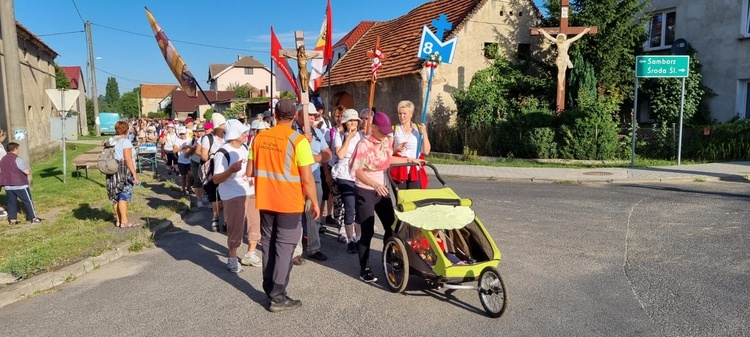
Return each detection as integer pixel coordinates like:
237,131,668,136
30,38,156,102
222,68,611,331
281,30,323,133
364,36,385,135
531,0,597,114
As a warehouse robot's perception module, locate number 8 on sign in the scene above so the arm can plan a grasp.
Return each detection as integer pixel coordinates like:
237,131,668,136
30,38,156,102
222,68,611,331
417,26,457,63
423,42,433,55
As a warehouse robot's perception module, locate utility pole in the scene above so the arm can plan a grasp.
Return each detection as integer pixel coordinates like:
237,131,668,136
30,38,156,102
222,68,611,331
86,21,101,136
1,0,32,166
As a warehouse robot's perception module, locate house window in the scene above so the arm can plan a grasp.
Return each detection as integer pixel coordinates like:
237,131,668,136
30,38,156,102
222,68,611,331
739,80,750,119
743,0,750,36
244,68,253,75
648,10,676,49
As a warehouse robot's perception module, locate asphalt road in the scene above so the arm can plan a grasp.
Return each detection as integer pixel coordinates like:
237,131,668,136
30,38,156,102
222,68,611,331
1,179,748,337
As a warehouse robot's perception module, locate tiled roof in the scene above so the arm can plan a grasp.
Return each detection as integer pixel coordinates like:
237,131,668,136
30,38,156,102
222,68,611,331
325,0,487,86
234,56,266,68
171,89,235,112
16,21,58,58
333,21,375,49
209,64,231,79
140,84,178,99
60,66,82,90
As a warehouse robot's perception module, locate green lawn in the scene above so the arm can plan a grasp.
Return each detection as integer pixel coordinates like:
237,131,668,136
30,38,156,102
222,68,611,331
0,144,184,279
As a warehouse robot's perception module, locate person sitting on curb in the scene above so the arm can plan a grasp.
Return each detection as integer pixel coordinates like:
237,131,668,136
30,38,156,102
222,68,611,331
0,142,43,225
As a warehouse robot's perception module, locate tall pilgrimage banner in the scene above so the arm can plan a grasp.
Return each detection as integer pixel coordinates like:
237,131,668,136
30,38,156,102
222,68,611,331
309,0,333,92
145,7,197,97
270,27,301,99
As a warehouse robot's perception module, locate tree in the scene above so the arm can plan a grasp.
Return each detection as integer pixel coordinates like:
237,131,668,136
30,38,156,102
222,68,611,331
279,91,296,100
203,108,214,121
85,97,95,131
54,64,71,89
226,82,250,98
120,90,140,119
567,48,597,108
104,77,120,112
543,0,649,106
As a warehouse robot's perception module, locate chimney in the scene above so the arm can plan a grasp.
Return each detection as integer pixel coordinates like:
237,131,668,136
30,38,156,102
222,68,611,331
238,54,241,61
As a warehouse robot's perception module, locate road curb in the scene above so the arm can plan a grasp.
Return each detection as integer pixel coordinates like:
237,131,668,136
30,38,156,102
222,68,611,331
0,204,191,309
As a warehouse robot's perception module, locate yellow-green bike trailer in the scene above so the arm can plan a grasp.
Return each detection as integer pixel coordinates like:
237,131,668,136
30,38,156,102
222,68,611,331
383,163,507,318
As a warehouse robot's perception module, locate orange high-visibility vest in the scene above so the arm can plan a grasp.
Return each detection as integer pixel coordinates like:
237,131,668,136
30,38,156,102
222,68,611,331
252,125,306,213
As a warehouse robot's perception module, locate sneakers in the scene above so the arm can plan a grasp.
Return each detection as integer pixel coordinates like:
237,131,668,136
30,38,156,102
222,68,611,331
0,209,7,218
292,255,305,266
196,201,206,209
325,215,336,225
240,252,262,267
337,234,348,243
30,218,43,224
360,267,378,283
308,251,328,261
347,241,357,254
269,296,302,312
226,258,243,273
211,218,219,232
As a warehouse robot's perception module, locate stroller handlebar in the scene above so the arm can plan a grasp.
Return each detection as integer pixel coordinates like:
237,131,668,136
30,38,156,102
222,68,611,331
388,162,447,186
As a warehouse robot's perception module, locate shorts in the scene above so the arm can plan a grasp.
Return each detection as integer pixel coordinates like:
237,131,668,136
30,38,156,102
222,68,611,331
118,180,134,202
178,163,190,176
190,161,202,187
203,180,221,202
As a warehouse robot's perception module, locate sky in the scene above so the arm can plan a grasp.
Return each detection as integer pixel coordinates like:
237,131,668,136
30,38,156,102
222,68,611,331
14,0,546,94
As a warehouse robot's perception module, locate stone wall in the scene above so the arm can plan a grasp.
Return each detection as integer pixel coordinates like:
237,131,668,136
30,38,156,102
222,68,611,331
321,74,423,120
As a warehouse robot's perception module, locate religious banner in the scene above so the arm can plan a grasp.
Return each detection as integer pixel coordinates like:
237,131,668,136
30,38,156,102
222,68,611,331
270,27,301,99
309,0,333,91
145,7,197,97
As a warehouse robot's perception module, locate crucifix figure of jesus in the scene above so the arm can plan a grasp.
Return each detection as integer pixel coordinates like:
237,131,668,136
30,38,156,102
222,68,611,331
531,0,597,113
281,30,323,131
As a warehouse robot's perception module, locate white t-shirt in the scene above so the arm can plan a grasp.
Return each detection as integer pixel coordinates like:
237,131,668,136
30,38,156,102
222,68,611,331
200,133,223,158
331,131,363,181
189,137,201,163
174,137,192,164
163,133,178,152
112,136,136,162
213,143,253,199
393,124,420,159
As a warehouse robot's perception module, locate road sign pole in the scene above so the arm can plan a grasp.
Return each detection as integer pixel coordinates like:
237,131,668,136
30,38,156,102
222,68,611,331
61,88,67,184
631,77,639,167
677,77,686,166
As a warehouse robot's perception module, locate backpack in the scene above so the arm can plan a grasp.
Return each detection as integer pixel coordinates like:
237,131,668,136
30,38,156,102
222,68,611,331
98,138,120,175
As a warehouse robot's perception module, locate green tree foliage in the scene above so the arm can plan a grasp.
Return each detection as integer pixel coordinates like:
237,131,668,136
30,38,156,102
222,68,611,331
120,90,140,119
567,48,597,108
280,91,296,100
227,82,250,98
225,102,249,119
85,97,95,131
640,46,712,126
203,108,215,121
54,64,71,89
103,77,120,112
543,0,648,105
559,95,624,160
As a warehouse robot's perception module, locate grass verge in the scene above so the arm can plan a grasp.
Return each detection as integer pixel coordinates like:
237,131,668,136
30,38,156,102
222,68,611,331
0,143,183,280
427,155,705,169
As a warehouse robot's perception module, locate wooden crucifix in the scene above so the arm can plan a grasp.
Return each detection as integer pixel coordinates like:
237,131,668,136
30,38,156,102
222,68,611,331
531,0,597,114
281,30,323,132
363,36,385,135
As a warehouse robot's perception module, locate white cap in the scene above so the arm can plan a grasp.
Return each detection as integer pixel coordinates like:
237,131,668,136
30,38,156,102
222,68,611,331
177,126,187,134
211,113,227,127
297,102,319,115
224,119,250,140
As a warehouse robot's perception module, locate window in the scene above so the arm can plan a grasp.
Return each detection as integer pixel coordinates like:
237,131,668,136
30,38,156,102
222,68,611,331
743,0,750,36
647,10,676,49
739,80,750,119
244,68,253,75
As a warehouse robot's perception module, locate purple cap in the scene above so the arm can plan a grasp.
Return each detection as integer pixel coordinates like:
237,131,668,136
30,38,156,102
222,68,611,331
372,112,392,136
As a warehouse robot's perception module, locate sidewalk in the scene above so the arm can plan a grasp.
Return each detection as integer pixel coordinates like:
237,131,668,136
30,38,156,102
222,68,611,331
430,162,750,183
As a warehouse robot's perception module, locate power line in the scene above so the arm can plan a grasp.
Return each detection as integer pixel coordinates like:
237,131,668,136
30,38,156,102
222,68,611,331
90,22,269,54
71,0,85,23
38,30,85,37
97,68,157,85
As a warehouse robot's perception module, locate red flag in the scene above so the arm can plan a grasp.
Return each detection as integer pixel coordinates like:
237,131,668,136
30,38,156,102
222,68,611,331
145,7,197,97
310,0,333,91
270,27,301,99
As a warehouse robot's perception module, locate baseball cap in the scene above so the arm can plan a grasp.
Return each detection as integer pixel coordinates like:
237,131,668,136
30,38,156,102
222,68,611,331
196,124,205,131
203,122,214,130
341,109,361,124
275,99,297,119
184,117,194,124
211,113,227,127
224,119,250,140
372,112,393,136
297,102,319,115
177,126,187,134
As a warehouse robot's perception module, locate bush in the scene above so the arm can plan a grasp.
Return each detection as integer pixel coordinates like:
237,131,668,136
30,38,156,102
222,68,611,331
559,96,623,160
684,120,750,161
529,128,558,159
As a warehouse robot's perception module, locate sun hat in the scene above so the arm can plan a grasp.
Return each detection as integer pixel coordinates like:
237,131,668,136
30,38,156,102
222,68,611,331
250,120,269,130
211,113,227,127
224,119,250,140
371,112,393,136
341,109,361,124
297,102,319,115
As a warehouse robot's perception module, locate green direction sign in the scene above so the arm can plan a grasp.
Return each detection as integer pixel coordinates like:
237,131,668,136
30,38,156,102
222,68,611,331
635,55,690,78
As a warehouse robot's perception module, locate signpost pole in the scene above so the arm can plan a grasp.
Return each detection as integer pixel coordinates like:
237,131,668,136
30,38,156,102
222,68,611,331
61,88,67,184
677,77,686,166
631,78,639,167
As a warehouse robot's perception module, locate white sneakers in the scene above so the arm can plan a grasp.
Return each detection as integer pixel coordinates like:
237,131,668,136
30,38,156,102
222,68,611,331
240,251,262,267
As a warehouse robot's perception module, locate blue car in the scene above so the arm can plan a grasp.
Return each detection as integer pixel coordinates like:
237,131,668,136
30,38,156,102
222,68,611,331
99,112,120,135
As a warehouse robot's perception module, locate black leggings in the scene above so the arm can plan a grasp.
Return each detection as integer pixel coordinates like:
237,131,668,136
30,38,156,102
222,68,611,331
165,152,177,167
355,188,395,271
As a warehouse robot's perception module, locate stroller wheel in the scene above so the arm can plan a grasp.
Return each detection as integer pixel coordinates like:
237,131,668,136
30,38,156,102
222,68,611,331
477,267,507,318
382,237,409,293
